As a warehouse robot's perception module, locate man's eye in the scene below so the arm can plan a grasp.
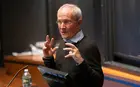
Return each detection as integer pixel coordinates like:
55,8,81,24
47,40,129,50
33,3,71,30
56,21,61,24
64,20,69,23
56,20,72,25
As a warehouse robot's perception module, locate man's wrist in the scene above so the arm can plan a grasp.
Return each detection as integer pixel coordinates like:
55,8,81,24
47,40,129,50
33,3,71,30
76,58,84,65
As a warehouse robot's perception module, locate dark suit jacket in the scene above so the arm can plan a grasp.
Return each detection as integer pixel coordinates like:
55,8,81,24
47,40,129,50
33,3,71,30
43,35,104,87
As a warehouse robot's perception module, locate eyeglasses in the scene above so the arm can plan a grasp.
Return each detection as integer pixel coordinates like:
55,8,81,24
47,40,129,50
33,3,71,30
56,20,76,25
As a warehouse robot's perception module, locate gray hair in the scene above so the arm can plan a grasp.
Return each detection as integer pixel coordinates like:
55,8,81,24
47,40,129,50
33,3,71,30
58,3,82,21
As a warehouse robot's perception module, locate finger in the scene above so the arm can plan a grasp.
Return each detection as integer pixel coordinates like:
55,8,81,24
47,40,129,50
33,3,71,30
45,35,54,48
42,47,49,55
46,35,50,43
44,41,48,47
42,46,46,51
69,51,73,54
51,47,58,54
44,41,50,48
63,48,73,51
50,38,54,47
43,46,49,51
65,43,75,48
65,53,74,58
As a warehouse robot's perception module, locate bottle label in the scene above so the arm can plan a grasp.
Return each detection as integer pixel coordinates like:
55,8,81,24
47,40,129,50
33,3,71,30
23,79,30,83
22,78,32,87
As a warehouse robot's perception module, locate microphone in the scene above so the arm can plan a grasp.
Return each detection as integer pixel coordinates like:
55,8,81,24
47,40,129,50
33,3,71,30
6,65,29,87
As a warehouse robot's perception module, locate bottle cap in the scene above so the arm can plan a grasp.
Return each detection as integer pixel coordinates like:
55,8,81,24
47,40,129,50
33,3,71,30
24,69,28,72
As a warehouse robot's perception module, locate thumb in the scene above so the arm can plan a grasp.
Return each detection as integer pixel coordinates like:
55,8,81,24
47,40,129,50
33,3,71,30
51,47,58,54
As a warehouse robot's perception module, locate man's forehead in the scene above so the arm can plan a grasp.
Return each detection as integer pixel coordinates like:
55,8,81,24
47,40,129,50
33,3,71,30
57,9,74,20
58,5,73,11
58,7,73,15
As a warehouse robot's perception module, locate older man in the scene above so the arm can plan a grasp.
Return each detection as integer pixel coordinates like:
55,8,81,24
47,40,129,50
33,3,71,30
42,3,104,87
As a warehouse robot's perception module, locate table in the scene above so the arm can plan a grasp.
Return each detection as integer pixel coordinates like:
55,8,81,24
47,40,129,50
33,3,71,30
1,55,50,87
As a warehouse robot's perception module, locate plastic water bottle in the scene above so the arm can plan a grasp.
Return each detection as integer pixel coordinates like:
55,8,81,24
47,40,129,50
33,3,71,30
22,69,32,87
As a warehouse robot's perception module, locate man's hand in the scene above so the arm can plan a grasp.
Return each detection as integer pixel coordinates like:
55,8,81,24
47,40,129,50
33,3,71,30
63,43,84,64
43,35,57,57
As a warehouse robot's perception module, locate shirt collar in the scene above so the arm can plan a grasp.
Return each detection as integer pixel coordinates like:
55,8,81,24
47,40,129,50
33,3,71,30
63,30,84,43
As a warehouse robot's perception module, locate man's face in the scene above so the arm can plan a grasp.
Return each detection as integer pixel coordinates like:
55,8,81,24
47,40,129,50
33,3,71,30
57,8,81,39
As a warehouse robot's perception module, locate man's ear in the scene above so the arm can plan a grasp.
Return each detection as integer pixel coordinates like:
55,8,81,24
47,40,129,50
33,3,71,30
78,17,82,25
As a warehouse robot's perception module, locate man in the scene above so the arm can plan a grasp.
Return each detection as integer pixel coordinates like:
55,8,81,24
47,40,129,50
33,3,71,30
42,3,104,87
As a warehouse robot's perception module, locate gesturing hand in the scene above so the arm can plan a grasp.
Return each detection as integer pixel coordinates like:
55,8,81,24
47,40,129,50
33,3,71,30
43,35,57,57
63,43,84,64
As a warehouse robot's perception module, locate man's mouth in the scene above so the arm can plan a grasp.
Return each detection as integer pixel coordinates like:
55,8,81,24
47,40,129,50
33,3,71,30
60,31,67,35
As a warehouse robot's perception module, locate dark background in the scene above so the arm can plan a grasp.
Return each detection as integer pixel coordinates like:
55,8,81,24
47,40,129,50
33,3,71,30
113,0,140,67
114,0,140,56
1,0,104,57
1,0,140,68
2,0,47,54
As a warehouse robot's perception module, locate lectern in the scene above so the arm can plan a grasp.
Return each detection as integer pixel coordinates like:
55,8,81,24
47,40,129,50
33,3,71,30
38,65,71,87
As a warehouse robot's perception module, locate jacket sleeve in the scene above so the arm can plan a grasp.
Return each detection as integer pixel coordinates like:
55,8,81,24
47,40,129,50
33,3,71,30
77,42,104,87
78,60,104,87
43,56,56,69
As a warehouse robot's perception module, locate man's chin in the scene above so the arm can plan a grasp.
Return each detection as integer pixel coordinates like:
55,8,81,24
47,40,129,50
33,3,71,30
61,35,69,39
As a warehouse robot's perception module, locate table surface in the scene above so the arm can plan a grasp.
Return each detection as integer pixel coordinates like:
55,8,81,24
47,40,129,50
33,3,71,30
0,67,49,87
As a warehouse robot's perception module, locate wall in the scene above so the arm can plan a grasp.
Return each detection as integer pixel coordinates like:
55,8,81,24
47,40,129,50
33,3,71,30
2,0,105,63
2,0,47,55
